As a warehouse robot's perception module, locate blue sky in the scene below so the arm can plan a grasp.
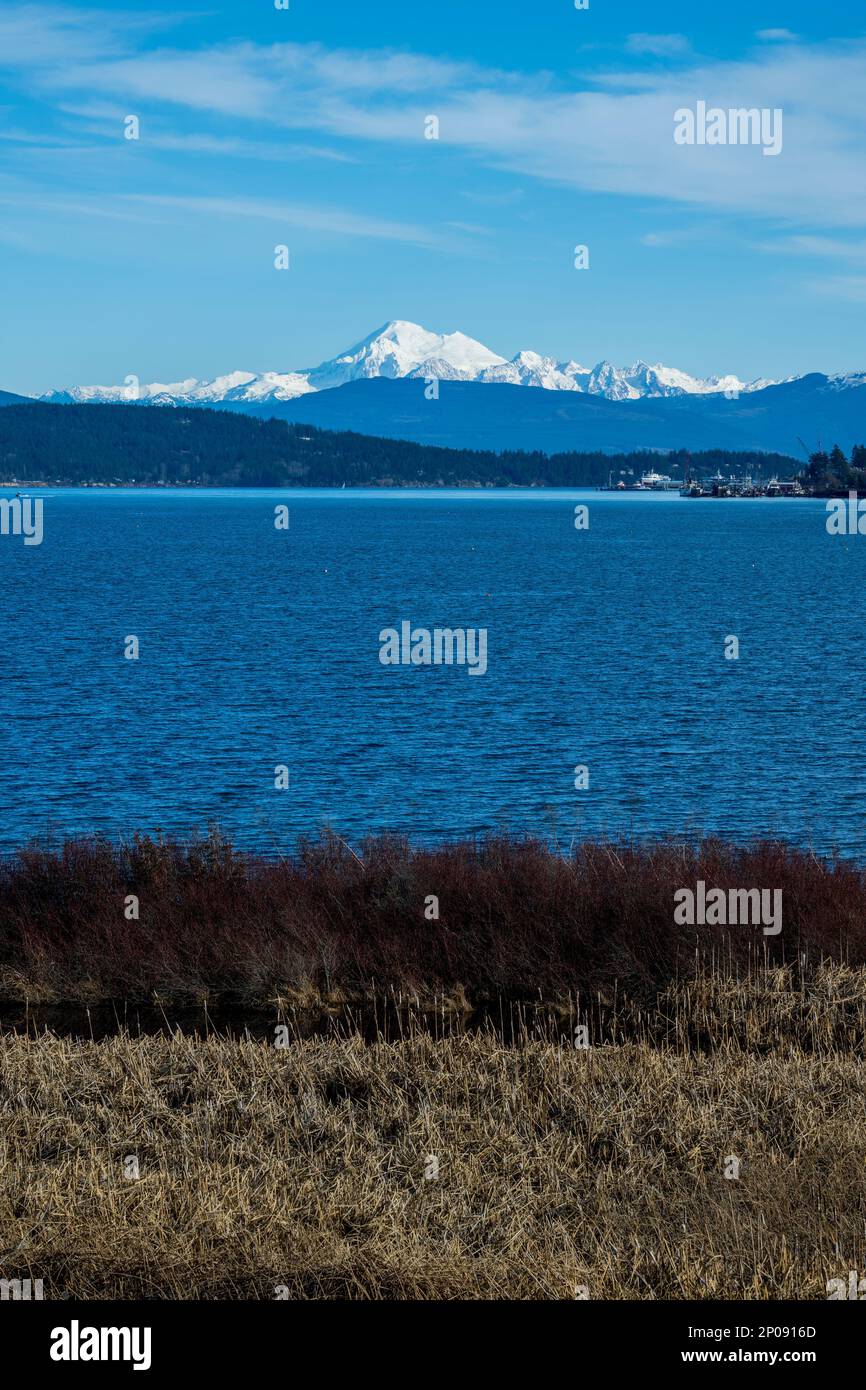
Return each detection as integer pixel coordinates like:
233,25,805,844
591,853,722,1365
1,1,865,395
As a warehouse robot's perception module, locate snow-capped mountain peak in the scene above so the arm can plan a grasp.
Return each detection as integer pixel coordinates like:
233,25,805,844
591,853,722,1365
39,320,798,407
828,370,866,391
306,320,506,391
479,350,585,391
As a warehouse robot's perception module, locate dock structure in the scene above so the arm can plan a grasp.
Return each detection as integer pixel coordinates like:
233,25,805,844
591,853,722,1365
600,463,806,496
600,470,805,496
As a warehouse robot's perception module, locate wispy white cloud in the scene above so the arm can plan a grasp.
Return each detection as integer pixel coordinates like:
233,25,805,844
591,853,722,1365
138,132,354,162
0,126,85,145
39,39,513,122
755,234,866,262
0,186,436,246
0,4,174,66
756,30,799,43
121,193,440,245
808,275,866,301
2,6,866,233
0,190,171,224
444,220,490,235
459,188,524,206
641,227,707,247
625,34,691,58
45,100,354,161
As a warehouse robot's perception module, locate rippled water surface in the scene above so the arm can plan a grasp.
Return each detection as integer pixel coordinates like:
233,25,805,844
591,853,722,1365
1,487,864,855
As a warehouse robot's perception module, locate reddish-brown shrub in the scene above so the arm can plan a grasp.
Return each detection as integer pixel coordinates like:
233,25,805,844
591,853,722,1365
0,831,863,1005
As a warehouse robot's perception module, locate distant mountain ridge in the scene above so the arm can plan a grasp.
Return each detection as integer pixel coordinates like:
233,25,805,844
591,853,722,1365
224,373,866,457
37,319,794,407
9,319,866,456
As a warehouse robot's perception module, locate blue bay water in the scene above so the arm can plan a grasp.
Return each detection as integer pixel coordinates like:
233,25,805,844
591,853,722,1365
1,487,864,857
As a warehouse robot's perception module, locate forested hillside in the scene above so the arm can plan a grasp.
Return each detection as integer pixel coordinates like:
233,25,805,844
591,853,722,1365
0,402,800,487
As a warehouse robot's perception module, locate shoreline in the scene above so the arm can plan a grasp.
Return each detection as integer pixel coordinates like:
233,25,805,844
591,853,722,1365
0,479,834,495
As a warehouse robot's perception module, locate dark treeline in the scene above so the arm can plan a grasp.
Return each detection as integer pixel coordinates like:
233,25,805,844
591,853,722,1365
0,401,800,487
803,443,866,494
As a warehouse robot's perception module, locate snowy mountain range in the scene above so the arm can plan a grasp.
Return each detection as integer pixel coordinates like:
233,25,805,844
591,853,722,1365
39,319,794,407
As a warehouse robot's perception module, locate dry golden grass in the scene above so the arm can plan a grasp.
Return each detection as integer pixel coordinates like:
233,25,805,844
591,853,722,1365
2,966,865,1301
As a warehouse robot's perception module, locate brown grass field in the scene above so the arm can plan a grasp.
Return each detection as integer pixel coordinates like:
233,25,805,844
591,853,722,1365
2,835,865,1300
2,964,866,1301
